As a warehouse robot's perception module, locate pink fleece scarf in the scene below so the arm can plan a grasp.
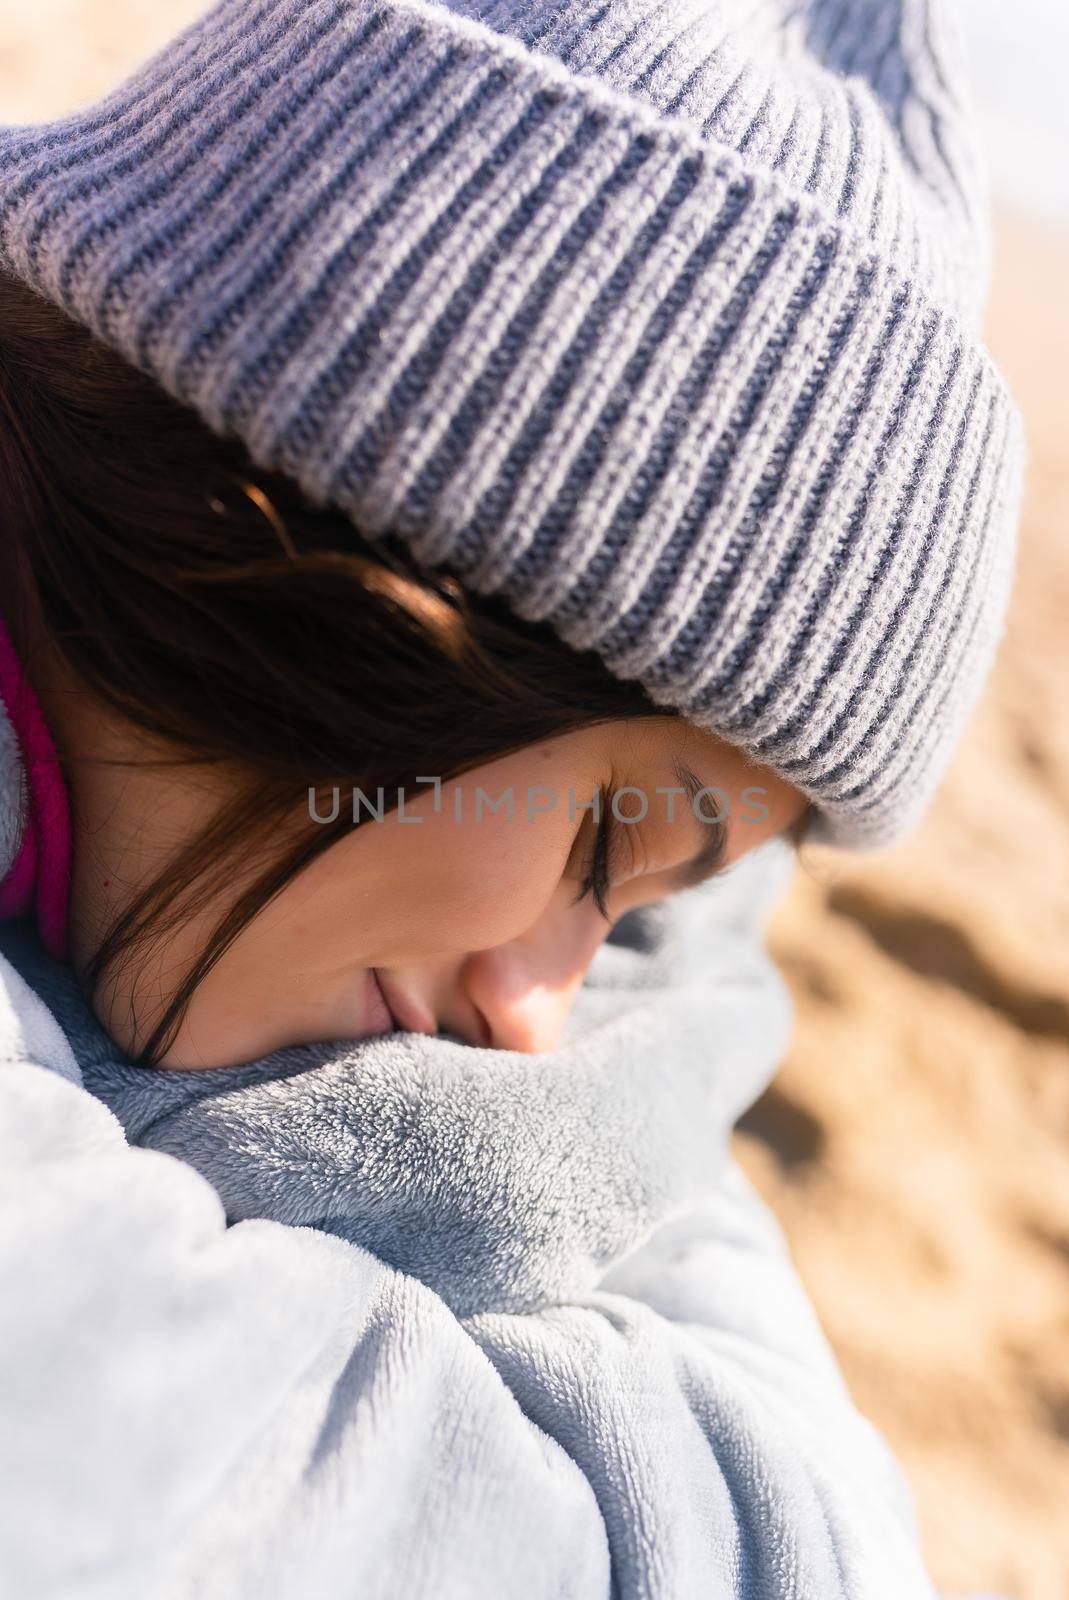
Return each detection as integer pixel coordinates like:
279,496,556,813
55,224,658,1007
0,617,72,962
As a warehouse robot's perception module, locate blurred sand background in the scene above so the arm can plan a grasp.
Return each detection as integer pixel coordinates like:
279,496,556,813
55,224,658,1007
2,5,1067,1597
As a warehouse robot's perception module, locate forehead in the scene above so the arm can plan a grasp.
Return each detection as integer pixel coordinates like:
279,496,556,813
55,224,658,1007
602,715,791,794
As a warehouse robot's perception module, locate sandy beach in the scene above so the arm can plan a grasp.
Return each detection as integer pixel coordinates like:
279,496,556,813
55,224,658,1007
2,9,1068,1597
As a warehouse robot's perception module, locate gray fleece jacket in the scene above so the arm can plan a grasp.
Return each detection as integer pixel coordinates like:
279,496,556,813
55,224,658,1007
0,677,942,1600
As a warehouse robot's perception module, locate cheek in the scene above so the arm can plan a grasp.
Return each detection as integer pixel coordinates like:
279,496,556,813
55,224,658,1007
342,800,575,954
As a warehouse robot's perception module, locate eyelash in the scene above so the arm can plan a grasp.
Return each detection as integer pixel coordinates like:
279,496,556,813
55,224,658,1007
574,788,618,921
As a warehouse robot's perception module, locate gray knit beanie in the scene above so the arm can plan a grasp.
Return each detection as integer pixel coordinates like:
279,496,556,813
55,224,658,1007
0,0,1024,847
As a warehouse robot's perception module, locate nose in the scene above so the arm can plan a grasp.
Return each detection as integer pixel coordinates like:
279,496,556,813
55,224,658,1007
457,891,612,1053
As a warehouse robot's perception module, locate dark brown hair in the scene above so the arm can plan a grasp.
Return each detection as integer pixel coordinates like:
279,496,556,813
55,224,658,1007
0,271,669,1064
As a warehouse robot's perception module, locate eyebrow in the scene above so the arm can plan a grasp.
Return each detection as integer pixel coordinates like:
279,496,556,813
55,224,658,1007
666,758,730,890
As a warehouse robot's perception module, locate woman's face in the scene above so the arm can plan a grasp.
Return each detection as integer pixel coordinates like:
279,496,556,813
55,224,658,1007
68,704,806,1068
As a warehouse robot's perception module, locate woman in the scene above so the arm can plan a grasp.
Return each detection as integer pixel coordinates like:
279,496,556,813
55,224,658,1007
0,267,806,1068
0,0,1022,1596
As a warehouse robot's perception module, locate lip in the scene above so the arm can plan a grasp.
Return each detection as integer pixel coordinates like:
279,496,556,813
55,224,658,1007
361,968,394,1037
373,968,437,1036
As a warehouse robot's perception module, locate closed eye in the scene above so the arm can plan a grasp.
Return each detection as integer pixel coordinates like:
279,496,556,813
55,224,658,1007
570,766,732,918
572,787,619,920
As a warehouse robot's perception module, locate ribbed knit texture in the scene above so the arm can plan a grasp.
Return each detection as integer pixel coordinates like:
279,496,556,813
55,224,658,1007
0,0,1024,846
